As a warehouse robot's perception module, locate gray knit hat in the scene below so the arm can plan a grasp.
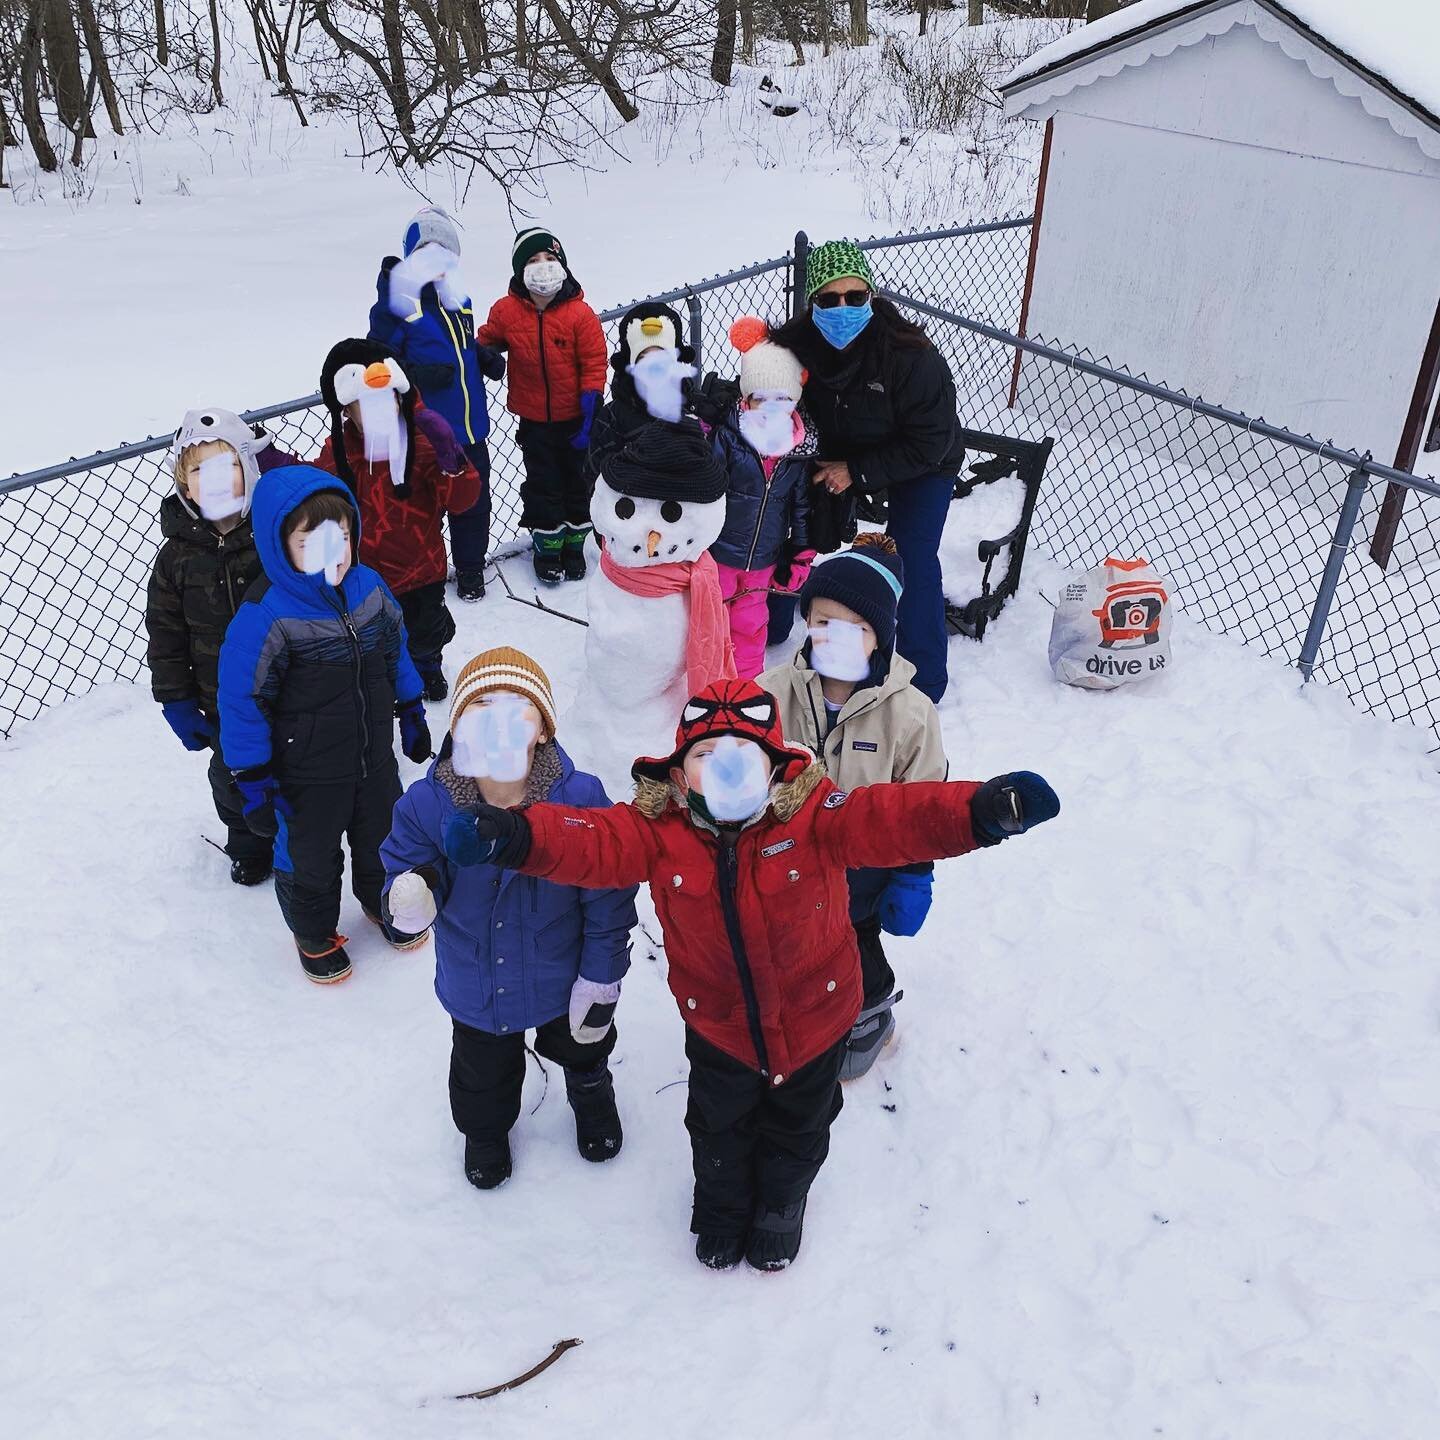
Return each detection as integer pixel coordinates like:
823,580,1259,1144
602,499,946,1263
404,206,461,257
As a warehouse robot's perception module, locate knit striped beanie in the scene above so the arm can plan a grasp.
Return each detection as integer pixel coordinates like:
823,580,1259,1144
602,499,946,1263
512,228,566,279
450,647,558,740
805,239,875,299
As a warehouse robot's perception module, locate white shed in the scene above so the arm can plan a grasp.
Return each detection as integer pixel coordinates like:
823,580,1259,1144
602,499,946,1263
1000,0,1440,482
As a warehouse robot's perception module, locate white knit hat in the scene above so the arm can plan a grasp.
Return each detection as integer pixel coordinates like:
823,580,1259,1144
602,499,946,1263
729,316,806,402
449,647,558,741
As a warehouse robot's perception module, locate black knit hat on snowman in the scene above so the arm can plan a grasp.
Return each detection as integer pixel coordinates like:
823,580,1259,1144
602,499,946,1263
319,337,418,494
799,533,906,653
604,420,727,506
512,227,567,280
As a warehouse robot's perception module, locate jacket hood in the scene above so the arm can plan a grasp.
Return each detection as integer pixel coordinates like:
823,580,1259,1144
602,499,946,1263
632,757,826,823
249,463,362,609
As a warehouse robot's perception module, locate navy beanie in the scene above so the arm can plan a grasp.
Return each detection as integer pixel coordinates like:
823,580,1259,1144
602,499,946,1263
800,534,905,652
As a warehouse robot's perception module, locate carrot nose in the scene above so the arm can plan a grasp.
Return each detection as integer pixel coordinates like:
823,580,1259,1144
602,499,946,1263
646,530,662,557
363,362,392,389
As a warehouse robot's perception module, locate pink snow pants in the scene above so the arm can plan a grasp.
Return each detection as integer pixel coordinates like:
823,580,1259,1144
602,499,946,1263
716,562,777,679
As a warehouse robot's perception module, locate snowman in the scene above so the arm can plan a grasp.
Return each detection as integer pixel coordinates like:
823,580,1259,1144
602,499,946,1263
568,421,736,794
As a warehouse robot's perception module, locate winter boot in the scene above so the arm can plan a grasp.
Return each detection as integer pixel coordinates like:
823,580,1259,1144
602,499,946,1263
838,991,902,1083
746,1198,807,1272
532,527,566,585
296,933,352,985
416,655,449,703
363,908,429,951
563,1059,623,1163
230,856,272,886
695,1233,747,1271
456,568,487,603
464,1135,513,1191
561,523,591,581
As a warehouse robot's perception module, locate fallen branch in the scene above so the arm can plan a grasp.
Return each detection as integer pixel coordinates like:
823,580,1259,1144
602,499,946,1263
453,1338,583,1401
494,563,589,626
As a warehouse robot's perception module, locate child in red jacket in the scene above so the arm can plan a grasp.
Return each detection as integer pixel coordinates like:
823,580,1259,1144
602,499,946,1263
316,338,481,701
476,228,607,584
441,677,1059,1273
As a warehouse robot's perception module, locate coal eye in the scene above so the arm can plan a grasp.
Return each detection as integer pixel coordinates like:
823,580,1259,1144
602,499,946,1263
661,500,683,524
615,496,636,520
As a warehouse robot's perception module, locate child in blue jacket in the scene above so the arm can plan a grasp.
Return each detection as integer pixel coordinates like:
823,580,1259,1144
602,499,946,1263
380,646,638,1191
217,465,434,984
369,207,504,601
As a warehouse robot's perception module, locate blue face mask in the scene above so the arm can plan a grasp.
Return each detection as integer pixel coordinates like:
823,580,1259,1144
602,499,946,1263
811,299,874,350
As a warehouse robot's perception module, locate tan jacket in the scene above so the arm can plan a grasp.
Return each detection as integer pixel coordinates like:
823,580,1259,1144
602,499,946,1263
760,650,948,791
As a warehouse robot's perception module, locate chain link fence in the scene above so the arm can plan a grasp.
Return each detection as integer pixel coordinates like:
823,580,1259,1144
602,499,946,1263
8,212,1435,755
886,292,1440,751
0,219,1030,735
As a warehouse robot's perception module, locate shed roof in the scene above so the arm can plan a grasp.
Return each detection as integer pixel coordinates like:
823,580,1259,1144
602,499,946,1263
1003,0,1440,137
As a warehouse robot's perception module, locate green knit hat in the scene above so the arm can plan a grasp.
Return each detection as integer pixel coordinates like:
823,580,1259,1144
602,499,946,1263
512,227,567,280
806,239,875,300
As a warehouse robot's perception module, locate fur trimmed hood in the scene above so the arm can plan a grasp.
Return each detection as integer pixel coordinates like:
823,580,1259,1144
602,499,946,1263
631,757,827,824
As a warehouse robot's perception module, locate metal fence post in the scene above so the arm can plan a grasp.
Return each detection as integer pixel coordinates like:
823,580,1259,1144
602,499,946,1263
791,231,810,320
1297,463,1371,682
685,292,703,373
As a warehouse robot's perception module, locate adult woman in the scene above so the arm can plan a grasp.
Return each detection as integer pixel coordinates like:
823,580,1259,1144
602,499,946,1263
771,240,965,703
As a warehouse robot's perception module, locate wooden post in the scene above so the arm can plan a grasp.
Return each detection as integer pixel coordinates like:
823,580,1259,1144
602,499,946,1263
1009,115,1053,408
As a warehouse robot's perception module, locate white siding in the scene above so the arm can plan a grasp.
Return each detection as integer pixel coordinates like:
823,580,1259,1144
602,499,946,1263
1021,24,1440,460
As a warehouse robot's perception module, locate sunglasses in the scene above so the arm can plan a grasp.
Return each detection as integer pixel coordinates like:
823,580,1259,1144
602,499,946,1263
681,691,777,732
813,289,872,309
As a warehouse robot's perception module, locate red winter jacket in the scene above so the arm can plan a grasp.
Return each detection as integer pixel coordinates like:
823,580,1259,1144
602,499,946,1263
315,423,480,596
475,279,608,423
519,765,983,1083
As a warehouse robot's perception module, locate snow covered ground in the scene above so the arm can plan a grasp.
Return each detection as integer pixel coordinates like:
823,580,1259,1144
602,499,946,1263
4,550,1439,1439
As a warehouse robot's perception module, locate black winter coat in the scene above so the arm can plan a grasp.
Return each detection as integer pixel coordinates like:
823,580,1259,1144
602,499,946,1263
708,410,816,571
144,494,262,713
788,318,965,493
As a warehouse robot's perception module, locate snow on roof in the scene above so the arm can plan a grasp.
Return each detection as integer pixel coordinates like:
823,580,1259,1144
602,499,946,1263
1003,0,1440,125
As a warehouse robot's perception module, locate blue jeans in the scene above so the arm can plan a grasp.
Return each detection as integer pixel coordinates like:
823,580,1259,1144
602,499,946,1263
449,441,491,573
886,472,954,703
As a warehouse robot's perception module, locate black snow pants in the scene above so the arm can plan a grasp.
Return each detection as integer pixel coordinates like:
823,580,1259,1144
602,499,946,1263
517,418,589,532
208,748,273,868
684,1027,845,1238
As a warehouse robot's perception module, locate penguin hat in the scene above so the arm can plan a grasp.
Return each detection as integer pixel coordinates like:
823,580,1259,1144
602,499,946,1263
319,338,419,494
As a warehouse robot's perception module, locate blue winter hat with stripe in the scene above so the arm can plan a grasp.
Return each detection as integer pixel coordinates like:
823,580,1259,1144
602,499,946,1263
403,206,461,257
799,533,905,652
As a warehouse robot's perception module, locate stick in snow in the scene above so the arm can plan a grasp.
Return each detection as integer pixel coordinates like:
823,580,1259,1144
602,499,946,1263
494,564,589,627
452,1338,583,1401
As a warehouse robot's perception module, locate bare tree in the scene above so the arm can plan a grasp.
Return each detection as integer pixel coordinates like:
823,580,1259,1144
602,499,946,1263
711,0,736,84
968,0,983,23
18,3,59,170
738,0,753,61
848,0,865,46
154,0,168,66
76,0,123,133
40,0,91,137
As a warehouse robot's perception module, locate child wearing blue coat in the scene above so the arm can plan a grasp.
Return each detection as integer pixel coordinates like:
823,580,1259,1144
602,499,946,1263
369,207,504,601
380,646,638,1191
217,465,433,985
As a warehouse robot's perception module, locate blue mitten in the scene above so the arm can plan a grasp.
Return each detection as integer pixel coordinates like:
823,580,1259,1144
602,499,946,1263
161,699,216,752
570,391,601,451
397,697,433,763
233,765,294,839
443,807,531,869
879,871,933,938
970,771,1060,845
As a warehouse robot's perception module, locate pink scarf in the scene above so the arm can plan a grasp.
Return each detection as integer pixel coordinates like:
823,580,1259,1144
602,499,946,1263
599,542,737,694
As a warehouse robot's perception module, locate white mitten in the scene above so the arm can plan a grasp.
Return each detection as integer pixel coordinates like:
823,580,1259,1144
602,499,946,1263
388,871,437,934
569,976,622,1045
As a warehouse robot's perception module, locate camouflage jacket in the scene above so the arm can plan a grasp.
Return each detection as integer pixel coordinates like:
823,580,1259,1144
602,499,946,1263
144,493,262,713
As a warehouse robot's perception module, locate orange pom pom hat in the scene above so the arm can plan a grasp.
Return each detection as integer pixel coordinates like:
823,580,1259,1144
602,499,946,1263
728,316,807,403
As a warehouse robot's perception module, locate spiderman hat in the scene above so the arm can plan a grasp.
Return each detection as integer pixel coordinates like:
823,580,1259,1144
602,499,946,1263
631,678,814,786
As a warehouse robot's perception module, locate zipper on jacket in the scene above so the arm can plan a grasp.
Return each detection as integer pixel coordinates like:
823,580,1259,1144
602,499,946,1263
745,470,776,571
339,595,370,779
439,305,474,442
536,305,553,423
217,532,238,616
716,832,771,1077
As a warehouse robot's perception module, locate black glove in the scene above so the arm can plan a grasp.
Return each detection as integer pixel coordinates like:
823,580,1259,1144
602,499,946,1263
970,771,1060,846
443,805,532,869
397,698,433,763
476,345,506,381
233,764,295,839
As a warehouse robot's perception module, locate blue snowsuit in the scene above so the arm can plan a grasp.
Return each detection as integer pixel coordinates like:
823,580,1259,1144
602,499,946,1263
381,743,637,1036
369,257,503,572
218,464,424,945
